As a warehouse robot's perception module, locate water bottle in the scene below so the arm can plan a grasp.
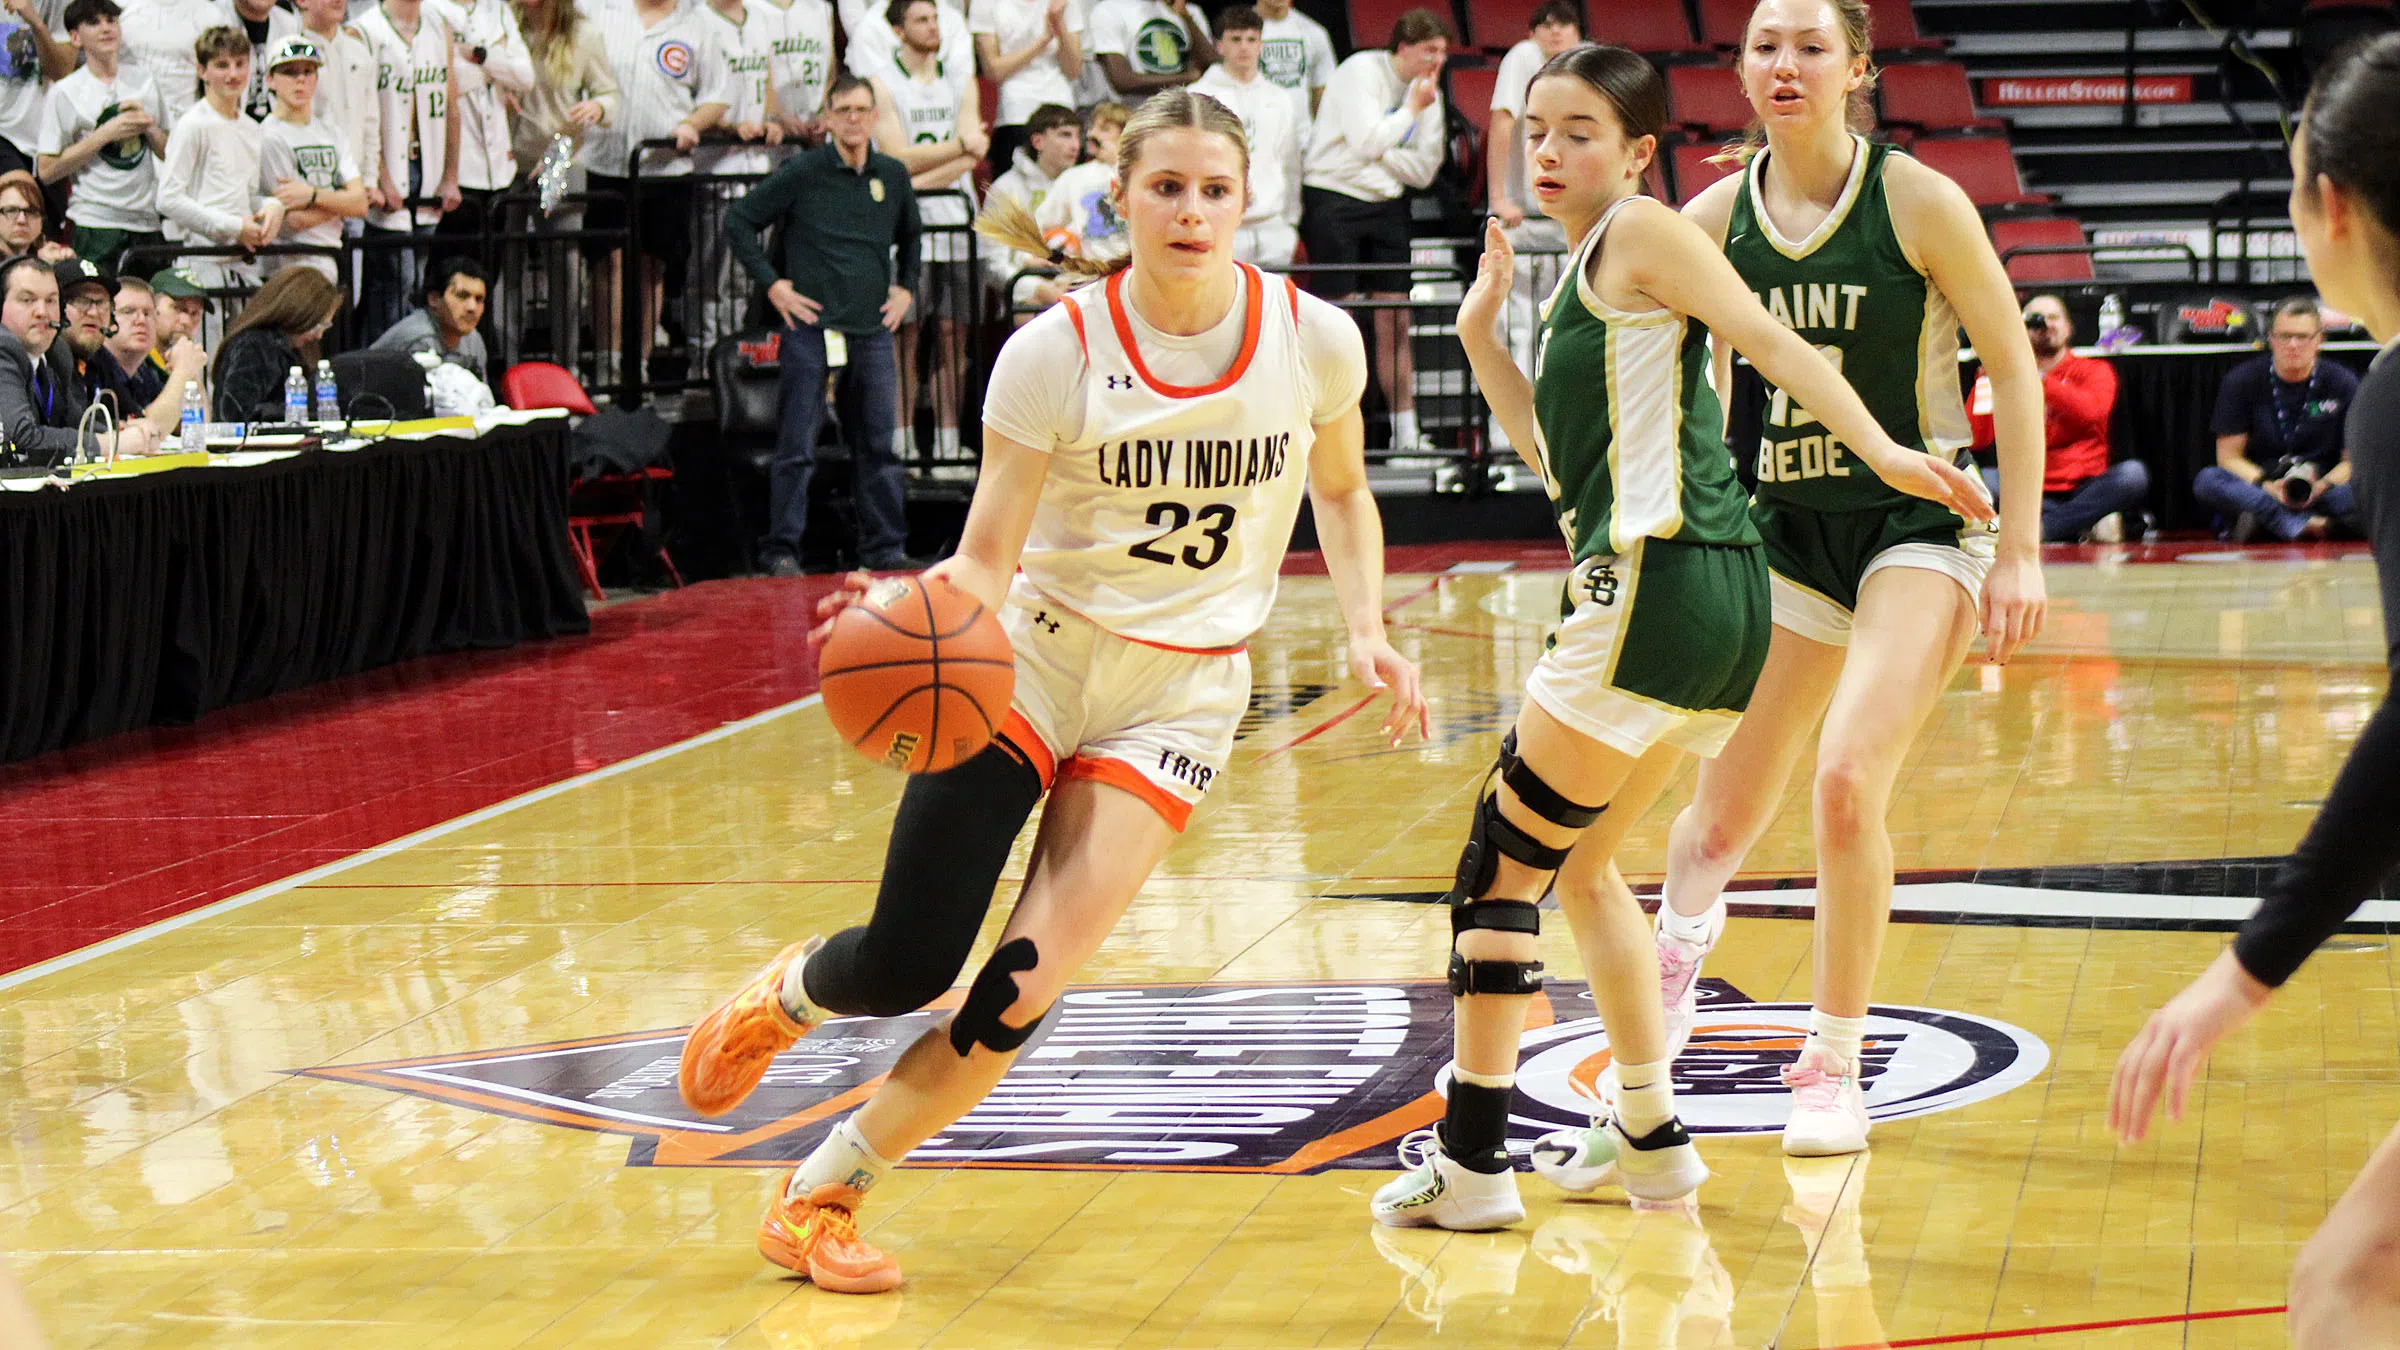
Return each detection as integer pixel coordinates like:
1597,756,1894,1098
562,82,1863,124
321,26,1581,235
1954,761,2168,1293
179,379,205,450
314,359,339,424
2096,293,2126,350
284,365,308,425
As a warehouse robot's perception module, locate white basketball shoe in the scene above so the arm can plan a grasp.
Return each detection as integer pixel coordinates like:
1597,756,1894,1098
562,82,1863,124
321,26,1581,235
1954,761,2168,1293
1656,899,1725,1062
1370,1129,1526,1231
1781,1045,1871,1156
1530,1115,1709,1203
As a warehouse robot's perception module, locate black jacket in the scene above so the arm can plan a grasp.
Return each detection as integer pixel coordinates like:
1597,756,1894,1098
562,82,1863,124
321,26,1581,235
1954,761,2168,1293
214,328,304,423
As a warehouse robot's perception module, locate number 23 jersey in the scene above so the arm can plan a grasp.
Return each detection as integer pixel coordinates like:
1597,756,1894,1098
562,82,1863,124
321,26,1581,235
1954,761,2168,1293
983,263,1367,651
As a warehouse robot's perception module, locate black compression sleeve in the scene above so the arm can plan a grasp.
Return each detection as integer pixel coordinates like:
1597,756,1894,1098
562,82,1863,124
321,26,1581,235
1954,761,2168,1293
2233,692,2400,987
803,741,1045,1018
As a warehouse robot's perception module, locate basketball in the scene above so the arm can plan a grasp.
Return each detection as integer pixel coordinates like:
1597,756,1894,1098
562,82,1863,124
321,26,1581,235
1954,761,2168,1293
817,574,1016,774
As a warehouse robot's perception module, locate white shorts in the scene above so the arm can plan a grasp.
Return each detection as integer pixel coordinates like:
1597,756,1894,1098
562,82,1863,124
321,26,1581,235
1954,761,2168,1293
1768,536,1995,648
997,582,1251,831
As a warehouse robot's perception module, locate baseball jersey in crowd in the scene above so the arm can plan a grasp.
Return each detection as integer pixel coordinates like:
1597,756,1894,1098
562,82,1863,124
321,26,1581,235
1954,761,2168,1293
1302,49,1443,203
157,96,264,242
980,264,1365,648
967,0,1081,126
840,0,969,78
354,1,458,225
118,0,213,120
1191,65,1298,227
221,0,303,121
696,0,776,174
432,0,533,190
304,23,383,175
0,0,63,152
1488,38,1542,214
1255,8,1330,140
585,0,732,177
2211,353,2361,473
1078,0,1207,108
39,63,169,230
1031,157,1120,264
259,112,359,278
761,0,831,121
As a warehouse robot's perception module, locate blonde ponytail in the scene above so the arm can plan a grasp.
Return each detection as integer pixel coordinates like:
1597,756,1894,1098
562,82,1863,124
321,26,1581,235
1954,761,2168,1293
973,193,1128,284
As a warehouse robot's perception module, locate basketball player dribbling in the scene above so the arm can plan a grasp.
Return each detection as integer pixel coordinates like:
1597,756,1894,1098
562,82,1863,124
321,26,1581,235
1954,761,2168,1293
673,88,1428,1294
1641,0,2049,1159
1370,44,1992,1231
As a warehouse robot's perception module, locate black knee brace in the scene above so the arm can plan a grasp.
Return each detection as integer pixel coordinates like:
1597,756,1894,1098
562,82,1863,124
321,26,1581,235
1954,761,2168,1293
1446,733,1607,998
950,937,1052,1056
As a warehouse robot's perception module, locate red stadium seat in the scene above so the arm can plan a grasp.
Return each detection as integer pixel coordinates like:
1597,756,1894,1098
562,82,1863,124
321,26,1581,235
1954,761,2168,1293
1990,216,2095,282
1909,135,2050,208
1667,64,1753,134
1876,62,1998,132
1450,65,1499,134
1669,138,1743,205
1586,0,1706,55
1347,0,1426,51
501,360,598,415
1864,0,1946,52
1465,0,1547,50
1696,0,1753,48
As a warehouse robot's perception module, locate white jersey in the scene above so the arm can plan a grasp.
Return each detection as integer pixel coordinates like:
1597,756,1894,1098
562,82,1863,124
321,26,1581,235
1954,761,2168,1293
760,0,830,121
967,0,1081,126
981,264,1364,649
842,0,970,77
584,0,732,177
868,48,973,252
696,0,776,173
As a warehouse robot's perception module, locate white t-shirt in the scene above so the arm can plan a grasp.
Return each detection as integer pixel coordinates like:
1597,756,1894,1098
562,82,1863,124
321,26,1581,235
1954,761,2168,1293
118,0,214,121
841,0,970,77
981,264,1365,648
1080,0,1206,108
0,0,64,152
760,0,831,121
39,64,169,229
260,112,359,275
697,0,776,173
1256,9,1331,140
585,0,733,177
1489,38,1543,213
157,96,264,243
1032,157,1121,263
967,0,1080,127
1192,65,1298,228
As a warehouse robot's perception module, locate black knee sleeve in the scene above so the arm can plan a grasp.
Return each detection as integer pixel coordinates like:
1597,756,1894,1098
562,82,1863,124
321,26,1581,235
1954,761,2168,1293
949,936,1051,1056
804,741,1044,1019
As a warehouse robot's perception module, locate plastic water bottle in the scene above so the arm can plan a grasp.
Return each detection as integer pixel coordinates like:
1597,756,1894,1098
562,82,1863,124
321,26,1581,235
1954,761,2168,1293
2097,293,2126,350
315,359,339,424
284,365,308,425
179,379,205,450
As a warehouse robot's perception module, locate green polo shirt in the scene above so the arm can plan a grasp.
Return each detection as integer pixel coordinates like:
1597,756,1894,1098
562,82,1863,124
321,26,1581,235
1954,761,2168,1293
726,142,922,336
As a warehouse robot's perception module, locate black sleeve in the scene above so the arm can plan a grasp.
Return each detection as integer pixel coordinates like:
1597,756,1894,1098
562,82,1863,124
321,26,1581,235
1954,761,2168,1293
2232,351,2400,986
727,157,802,290
2209,359,2256,439
213,334,285,423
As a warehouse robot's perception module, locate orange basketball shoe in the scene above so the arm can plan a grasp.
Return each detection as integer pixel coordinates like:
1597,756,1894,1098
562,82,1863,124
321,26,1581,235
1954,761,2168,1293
758,1174,903,1294
679,938,823,1117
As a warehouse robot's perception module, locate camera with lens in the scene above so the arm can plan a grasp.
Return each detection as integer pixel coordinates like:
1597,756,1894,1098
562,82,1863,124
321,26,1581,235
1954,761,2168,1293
2024,312,2048,336
2266,455,2320,508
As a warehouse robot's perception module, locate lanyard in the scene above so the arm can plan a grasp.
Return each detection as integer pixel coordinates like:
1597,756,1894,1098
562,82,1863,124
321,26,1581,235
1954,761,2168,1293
2271,367,2319,447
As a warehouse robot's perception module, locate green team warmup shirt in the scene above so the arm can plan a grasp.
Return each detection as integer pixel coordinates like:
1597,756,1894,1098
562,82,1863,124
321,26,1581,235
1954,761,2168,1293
1725,135,1973,514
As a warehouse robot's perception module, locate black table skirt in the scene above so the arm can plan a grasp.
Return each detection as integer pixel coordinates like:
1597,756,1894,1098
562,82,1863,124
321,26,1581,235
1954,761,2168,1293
0,421,589,764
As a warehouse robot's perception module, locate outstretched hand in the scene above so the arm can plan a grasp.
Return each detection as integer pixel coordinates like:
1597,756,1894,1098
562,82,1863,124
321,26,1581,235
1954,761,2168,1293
1350,634,1430,746
1457,216,1513,350
2108,948,2273,1144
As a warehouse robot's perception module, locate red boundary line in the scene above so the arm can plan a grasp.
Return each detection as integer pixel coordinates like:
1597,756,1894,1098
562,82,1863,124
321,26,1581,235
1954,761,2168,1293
1815,1302,2285,1349
1254,694,1380,762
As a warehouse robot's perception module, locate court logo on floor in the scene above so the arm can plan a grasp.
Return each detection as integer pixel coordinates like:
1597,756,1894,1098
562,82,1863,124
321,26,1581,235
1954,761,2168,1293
296,978,2046,1172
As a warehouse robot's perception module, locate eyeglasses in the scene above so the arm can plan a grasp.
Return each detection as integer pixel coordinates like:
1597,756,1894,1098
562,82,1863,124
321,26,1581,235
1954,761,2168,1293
64,293,110,314
2268,330,2321,343
0,206,39,221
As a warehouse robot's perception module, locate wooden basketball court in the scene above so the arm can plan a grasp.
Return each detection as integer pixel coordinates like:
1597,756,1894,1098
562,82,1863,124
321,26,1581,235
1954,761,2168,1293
2,545,2386,1348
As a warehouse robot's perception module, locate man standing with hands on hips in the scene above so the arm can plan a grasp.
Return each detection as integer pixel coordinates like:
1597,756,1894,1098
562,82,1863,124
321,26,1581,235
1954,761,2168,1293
725,72,927,578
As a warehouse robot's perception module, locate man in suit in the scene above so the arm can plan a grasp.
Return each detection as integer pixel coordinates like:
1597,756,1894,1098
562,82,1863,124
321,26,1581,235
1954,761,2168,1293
0,254,155,467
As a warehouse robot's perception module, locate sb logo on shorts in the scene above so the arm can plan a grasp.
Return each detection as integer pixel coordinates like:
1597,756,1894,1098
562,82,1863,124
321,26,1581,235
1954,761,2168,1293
1581,563,1620,608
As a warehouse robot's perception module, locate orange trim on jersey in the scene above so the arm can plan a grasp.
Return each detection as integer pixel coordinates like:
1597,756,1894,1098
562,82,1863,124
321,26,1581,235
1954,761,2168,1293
1105,262,1264,399
1121,632,1248,657
1283,275,1299,314
1062,754,1196,832
996,709,1058,789
1063,298,1089,360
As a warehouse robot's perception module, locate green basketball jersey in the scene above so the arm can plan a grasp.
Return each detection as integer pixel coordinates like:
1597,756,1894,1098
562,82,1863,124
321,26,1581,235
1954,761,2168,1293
1531,197,1760,562
1725,135,1972,513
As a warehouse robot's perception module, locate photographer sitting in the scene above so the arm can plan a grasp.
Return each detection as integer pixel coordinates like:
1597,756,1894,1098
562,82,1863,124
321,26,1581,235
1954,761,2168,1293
2194,296,2360,541
1972,294,2149,542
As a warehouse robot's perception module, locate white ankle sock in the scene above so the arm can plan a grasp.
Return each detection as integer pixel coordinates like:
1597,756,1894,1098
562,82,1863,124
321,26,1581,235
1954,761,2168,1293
1805,1011,1868,1070
1390,409,1420,449
1657,894,1724,946
778,952,827,1026
1609,1059,1675,1135
788,1118,894,1201
1453,1066,1515,1090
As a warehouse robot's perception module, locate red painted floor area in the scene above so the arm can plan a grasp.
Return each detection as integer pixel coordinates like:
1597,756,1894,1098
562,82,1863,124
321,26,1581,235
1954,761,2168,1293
0,576,842,978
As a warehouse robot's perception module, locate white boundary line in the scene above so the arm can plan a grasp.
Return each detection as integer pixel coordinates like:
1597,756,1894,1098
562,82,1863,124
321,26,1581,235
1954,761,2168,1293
0,693,826,998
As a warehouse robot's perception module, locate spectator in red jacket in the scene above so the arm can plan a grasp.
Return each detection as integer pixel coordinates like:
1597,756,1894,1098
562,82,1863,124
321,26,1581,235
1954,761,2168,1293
1972,294,2149,542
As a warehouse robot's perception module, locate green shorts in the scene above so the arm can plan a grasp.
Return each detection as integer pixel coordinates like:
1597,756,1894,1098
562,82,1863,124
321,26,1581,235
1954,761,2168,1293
1753,497,1995,647
1526,537,1772,759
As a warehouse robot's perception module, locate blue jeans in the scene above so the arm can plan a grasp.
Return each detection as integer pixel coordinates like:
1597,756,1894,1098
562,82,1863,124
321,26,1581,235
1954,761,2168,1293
2192,463,2358,541
765,324,908,566
1980,459,2151,543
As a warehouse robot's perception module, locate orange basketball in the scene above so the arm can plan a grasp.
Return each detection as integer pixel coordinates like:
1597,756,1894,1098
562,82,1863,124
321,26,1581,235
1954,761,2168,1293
817,574,1016,774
